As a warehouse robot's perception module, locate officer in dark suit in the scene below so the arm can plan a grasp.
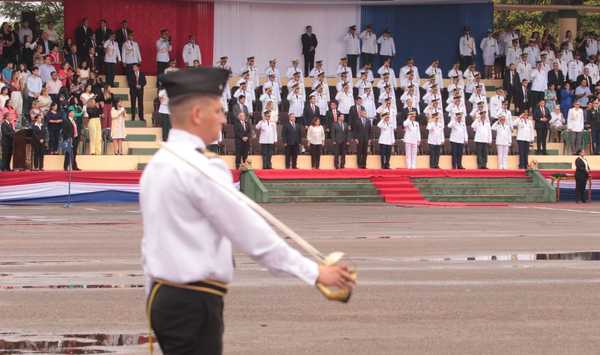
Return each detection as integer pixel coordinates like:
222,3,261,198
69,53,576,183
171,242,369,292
62,110,80,171
348,96,364,125
31,114,46,170
503,63,520,108
115,20,133,50
547,62,565,89
127,64,147,121
1,114,14,171
575,149,591,203
281,113,303,169
352,107,372,169
331,111,350,169
233,111,252,169
532,99,551,154
514,79,531,114
230,96,249,124
324,101,340,137
301,25,318,77
75,18,94,58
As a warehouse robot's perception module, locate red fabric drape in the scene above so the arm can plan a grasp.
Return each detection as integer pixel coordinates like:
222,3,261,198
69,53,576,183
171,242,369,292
63,0,214,75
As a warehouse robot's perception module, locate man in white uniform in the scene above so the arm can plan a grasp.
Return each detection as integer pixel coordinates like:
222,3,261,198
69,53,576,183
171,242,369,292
182,35,202,67
142,67,354,354
360,24,377,67
344,25,361,78
156,29,172,76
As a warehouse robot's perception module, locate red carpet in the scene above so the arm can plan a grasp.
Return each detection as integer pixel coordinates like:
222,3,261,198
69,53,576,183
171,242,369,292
371,176,426,204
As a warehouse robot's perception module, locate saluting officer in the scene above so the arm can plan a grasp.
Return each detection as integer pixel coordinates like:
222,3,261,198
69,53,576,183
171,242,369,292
141,67,355,355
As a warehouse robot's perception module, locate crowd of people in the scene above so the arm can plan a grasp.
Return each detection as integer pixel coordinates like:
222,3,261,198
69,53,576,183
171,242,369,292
1,16,600,172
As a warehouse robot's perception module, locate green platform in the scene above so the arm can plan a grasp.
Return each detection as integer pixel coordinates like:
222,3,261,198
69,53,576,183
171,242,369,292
128,148,158,155
126,134,156,142
537,162,572,170
125,120,147,128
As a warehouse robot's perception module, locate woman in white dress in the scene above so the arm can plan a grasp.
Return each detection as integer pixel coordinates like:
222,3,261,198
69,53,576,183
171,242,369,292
110,99,127,155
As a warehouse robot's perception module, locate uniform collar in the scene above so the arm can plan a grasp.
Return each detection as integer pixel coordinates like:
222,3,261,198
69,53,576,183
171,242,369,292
167,128,206,150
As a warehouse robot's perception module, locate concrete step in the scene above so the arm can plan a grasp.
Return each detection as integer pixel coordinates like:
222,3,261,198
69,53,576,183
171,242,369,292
413,178,531,184
537,162,572,169
263,183,376,190
427,195,547,203
530,149,560,156
268,195,384,203
420,187,546,196
268,189,379,197
128,148,158,155
126,141,160,149
126,134,157,142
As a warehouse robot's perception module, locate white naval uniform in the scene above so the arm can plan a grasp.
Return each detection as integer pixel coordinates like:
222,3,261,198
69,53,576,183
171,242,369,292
156,38,171,63
286,66,303,80
402,119,420,169
103,40,121,63
480,37,498,66
377,36,396,57
140,129,318,294
426,120,445,146
505,45,522,66
492,120,512,169
182,42,202,67
122,40,142,65
360,30,377,55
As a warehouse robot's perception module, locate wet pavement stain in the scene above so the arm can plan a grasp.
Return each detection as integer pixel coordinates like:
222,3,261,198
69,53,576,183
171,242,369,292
0,333,153,354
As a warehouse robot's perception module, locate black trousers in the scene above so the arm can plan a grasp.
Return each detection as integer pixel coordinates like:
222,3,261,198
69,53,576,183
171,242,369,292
157,61,169,76
347,54,359,78
451,142,464,169
1,142,12,171
310,144,321,169
459,55,473,71
517,140,530,169
32,143,44,170
361,53,375,67
357,138,368,168
535,126,548,153
285,144,299,169
63,137,79,170
334,142,346,169
592,128,600,155
105,62,115,87
380,144,392,169
235,142,249,168
160,113,171,141
531,91,545,108
261,144,273,169
429,144,441,168
476,142,488,169
48,125,61,152
150,285,224,355
576,176,588,203
130,88,144,120
303,52,315,77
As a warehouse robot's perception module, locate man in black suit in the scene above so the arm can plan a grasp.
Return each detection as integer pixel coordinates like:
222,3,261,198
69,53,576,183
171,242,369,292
303,94,320,126
577,68,595,91
116,20,133,50
95,19,111,66
503,63,520,108
514,79,530,114
281,113,302,169
331,111,349,169
38,31,56,55
75,18,93,58
324,101,340,137
532,99,551,154
348,96,364,125
352,107,372,169
230,96,250,124
575,149,591,203
127,64,147,121
32,114,46,171
547,62,564,89
63,111,80,171
234,112,252,169
65,45,80,70
301,25,318,78
1,114,14,171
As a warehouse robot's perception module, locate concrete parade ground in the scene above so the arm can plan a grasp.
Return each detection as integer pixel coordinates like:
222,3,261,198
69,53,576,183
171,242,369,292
1,202,600,354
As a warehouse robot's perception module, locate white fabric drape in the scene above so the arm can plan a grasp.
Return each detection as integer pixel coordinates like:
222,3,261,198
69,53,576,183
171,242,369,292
214,2,360,77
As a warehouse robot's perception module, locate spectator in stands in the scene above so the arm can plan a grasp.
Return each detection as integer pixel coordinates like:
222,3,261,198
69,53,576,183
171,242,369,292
568,101,585,154
85,98,103,155
183,35,201,68
548,61,565,89
122,33,142,76
549,105,566,142
115,20,132,50
353,107,371,169
344,26,360,78
530,61,548,107
111,99,126,155
255,110,277,169
22,35,35,69
403,111,420,169
378,112,395,169
158,87,171,141
492,113,512,170
559,81,574,119
17,21,32,45
533,99,551,155
472,110,492,169
95,20,111,50
0,87,9,108
307,116,325,169
65,44,79,71
85,46,99,72
47,71,62,104
103,33,121,87
45,102,62,155
426,112,444,169
575,149,591,203
31,113,45,171
575,79,592,107
515,78,530,114
75,18,93,58
331,112,349,169
459,26,476,71
128,64,146,121
588,100,600,155
233,111,251,169
37,87,52,114
156,29,172,76
33,46,44,66
164,60,179,74
301,25,317,77
1,112,14,171
63,109,80,171
545,83,557,113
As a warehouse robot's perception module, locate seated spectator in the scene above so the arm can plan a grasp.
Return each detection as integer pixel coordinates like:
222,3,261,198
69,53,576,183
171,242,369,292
38,87,52,114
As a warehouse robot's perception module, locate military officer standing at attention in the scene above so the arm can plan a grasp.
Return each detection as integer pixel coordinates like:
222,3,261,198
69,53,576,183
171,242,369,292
360,24,377,67
459,26,476,71
344,25,361,78
141,67,355,355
